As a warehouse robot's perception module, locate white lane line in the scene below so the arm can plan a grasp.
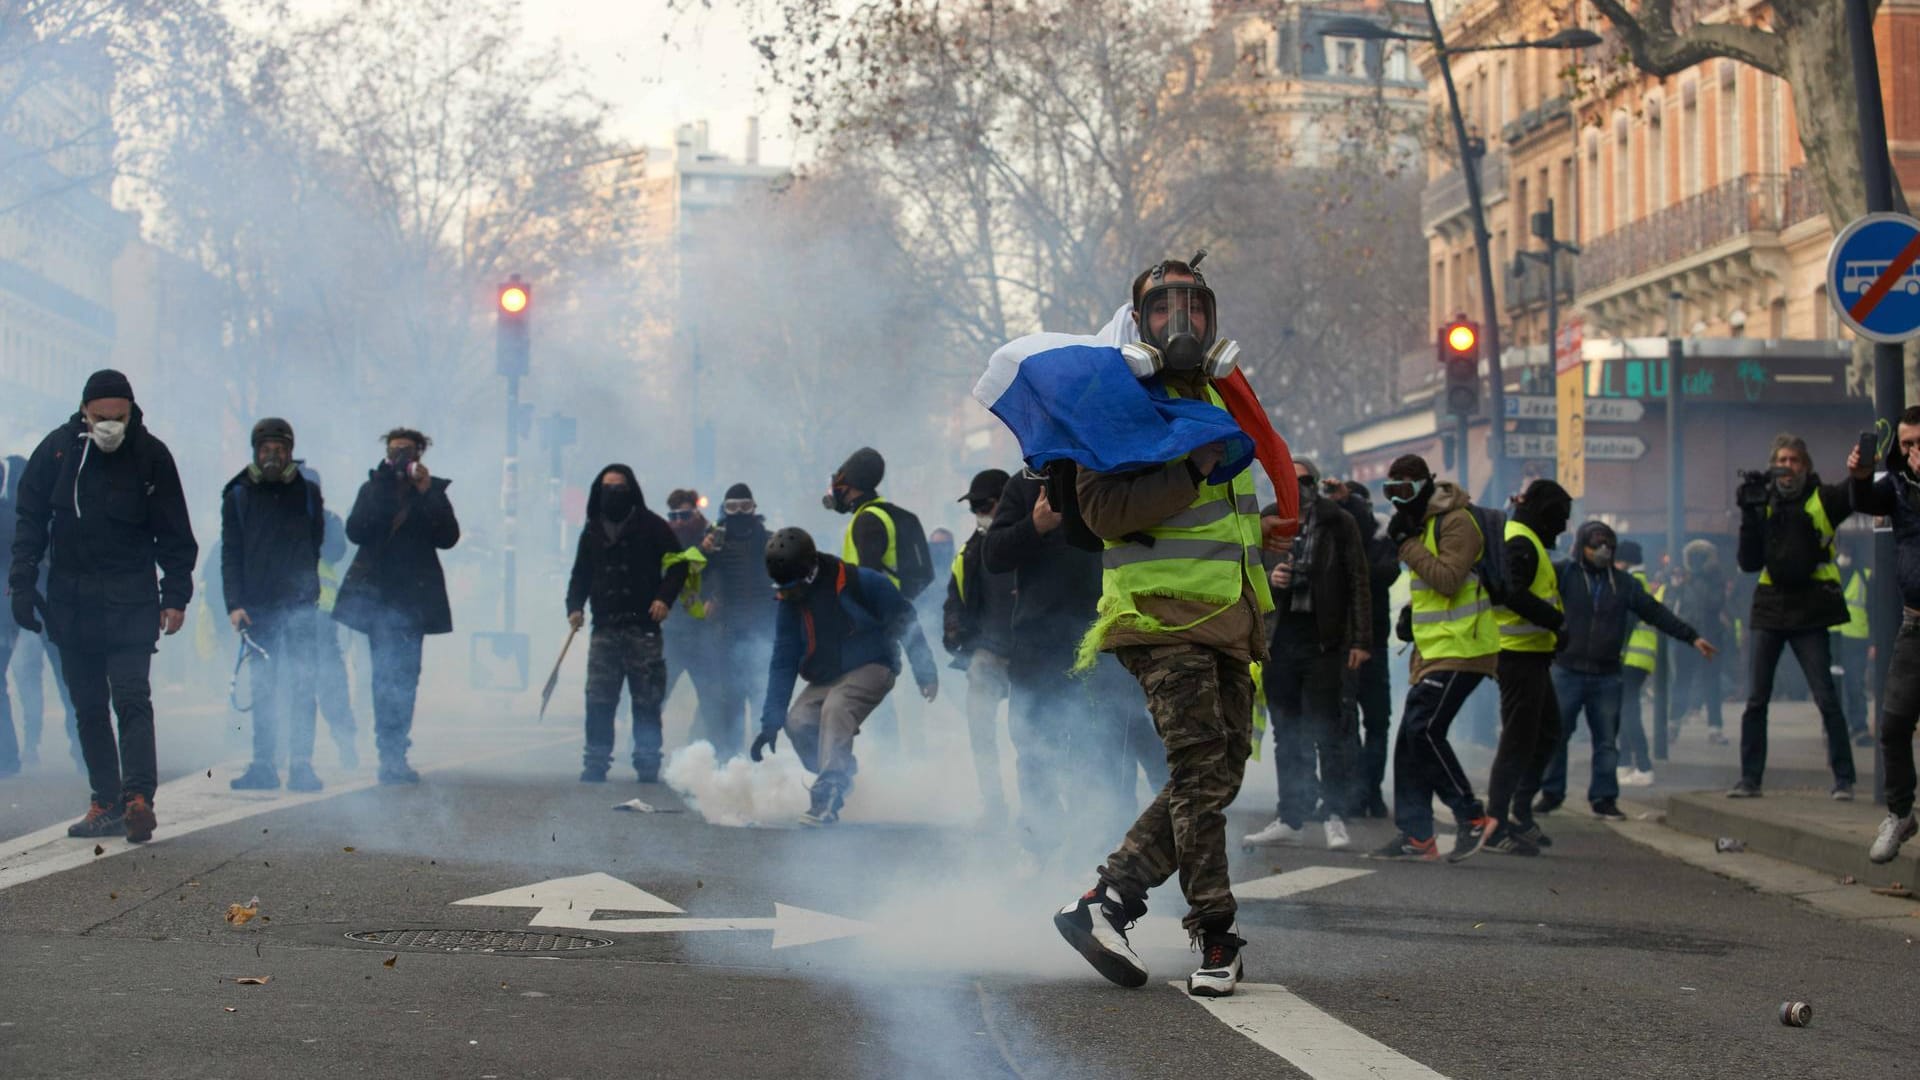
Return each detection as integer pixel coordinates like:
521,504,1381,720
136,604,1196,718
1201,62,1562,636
1180,982,1452,1080
0,736,571,894
1234,866,1374,900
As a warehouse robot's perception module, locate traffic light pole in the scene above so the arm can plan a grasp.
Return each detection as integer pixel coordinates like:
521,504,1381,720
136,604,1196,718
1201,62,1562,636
503,371,520,636
1426,0,1507,502
1846,0,1904,805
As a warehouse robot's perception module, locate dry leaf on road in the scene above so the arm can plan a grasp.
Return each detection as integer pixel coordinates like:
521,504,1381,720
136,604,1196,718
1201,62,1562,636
225,902,260,925
382,955,397,968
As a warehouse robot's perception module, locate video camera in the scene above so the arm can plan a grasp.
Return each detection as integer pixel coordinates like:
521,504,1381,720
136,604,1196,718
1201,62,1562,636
1736,467,1789,509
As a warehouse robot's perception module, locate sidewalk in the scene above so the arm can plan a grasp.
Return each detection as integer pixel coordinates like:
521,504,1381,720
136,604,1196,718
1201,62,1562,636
1573,700,1920,889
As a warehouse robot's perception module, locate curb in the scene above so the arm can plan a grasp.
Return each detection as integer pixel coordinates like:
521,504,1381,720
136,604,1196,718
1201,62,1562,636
1662,791,1920,889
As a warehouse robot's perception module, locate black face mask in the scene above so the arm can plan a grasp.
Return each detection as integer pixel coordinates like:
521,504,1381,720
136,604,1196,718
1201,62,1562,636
602,487,637,521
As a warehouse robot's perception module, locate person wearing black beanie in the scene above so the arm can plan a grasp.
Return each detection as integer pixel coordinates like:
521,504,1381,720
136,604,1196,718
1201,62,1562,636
8,369,198,842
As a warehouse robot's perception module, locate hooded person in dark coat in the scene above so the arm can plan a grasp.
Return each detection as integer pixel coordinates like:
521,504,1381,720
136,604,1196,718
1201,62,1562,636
3,452,76,772
566,466,688,781
698,482,774,763
332,427,459,784
8,370,198,841
221,418,327,793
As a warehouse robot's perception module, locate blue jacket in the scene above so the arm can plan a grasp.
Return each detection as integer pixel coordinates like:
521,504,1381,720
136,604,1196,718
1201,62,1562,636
761,555,937,734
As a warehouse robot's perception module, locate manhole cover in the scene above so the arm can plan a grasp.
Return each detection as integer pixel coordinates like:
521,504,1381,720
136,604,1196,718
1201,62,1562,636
346,929,614,952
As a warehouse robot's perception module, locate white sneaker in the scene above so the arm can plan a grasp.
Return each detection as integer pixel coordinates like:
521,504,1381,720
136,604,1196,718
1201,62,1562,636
1620,768,1655,788
1187,930,1245,998
1054,885,1149,988
1870,813,1918,865
1243,819,1306,846
1323,815,1351,850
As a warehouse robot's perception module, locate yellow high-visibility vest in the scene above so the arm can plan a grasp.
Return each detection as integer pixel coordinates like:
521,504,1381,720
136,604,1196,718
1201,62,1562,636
1409,510,1498,661
1495,520,1560,653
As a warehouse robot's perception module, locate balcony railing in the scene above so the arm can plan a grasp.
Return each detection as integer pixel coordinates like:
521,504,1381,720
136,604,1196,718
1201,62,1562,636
1420,149,1508,232
1581,173,1793,293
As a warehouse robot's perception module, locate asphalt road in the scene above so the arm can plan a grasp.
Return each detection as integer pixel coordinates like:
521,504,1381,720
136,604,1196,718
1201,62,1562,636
1,698,1914,1080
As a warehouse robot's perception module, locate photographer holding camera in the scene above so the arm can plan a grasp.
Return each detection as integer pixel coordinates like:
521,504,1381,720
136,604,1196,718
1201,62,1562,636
1729,433,1856,799
332,427,460,785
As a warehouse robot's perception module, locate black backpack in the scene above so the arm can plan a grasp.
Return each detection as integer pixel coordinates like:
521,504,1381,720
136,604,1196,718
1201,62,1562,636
1464,504,1512,604
875,502,936,601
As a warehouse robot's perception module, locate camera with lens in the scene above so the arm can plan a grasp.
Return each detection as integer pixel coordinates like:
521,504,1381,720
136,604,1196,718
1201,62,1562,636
1736,467,1785,510
1283,529,1316,609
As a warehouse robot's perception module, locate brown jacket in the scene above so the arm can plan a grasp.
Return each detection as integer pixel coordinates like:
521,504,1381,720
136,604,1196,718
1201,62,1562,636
1076,371,1270,663
1396,481,1498,682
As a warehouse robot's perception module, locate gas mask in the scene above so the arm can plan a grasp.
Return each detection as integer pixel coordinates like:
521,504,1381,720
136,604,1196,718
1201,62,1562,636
1121,270,1240,380
249,443,297,484
822,482,854,514
88,419,127,453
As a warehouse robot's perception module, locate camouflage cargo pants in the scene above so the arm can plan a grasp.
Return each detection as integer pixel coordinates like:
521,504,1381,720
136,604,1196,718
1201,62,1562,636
1097,642,1254,933
584,623,667,774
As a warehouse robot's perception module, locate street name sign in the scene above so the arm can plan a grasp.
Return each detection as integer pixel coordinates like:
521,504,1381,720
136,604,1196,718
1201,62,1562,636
1827,212,1920,344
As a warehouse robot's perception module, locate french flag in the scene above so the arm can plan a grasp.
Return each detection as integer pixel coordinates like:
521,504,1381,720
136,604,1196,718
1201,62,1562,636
971,305,1255,480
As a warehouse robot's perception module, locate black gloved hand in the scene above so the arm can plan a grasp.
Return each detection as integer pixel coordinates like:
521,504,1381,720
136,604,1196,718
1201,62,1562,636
1387,510,1420,546
10,587,43,634
750,727,780,762
1395,604,1414,644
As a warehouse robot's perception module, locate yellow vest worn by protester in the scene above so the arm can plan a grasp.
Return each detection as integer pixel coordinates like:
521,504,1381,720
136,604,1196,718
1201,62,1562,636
1409,510,1498,661
662,547,710,620
317,558,341,615
1495,520,1561,653
842,498,900,585
1841,568,1871,641
1079,385,1272,669
1623,570,1662,674
1758,491,1843,588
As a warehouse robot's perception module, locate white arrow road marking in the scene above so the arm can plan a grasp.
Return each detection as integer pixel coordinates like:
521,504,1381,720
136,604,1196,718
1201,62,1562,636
529,902,872,950
0,736,572,894
1233,866,1374,901
1180,982,1451,1080
452,874,873,949
453,871,683,920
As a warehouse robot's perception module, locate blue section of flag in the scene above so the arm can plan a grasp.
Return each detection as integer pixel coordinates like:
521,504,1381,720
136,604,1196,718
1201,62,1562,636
982,342,1253,479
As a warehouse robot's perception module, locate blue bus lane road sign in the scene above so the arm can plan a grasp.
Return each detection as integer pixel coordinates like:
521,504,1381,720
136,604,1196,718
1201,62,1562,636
1828,212,1920,344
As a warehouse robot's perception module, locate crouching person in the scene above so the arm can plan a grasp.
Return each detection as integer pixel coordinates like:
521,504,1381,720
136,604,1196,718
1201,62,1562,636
750,527,937,826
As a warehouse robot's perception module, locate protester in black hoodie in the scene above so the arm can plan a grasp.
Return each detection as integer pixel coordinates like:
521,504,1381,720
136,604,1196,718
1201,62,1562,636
699,482,773,763
1340,481,1399,817
1471,480,1570,860
2,452,76,773
333,427,459,785
1533,521,1714,822
221,418,327,793
982,470,1161,857
9,370,197,842
566,466,688,782
1731,432,1856,798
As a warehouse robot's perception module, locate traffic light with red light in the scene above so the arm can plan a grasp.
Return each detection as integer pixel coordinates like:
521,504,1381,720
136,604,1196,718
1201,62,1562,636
496,275,531,377
1436,316,1481,419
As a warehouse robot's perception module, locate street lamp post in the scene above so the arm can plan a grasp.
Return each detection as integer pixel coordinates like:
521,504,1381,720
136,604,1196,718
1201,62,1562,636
1324,14,1601,501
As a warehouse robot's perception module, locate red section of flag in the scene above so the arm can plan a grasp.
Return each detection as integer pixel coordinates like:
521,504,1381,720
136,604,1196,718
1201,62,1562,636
1850,233,1920,323
1214,368,1299,539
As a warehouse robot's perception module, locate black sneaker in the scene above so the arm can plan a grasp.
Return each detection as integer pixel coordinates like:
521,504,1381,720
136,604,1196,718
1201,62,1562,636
1187,930,1246,998
1511,820,1553,849
1446,816,1497,864
579,768,608,783
634,760,661,784
378,762,421,785
229,762,279,791
798,783,842,827
1725,780,1762,798
1486,823,1541,856
287,762,324,793
1365,833,1439,860
1054,884,1149,989
1365,793,1390,819
1853,731,1877,748
1591,799,1627,821
67,801,125,838
1532,793,1564,815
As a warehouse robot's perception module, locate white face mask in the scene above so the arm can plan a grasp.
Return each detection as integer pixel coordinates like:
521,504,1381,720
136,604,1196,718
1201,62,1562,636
975,512,995,531
89,419,127,453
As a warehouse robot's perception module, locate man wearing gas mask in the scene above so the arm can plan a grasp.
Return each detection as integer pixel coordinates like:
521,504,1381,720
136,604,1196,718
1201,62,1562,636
701,483,776,763
1243,458,1370,853
1053,257,1277,1000
1729,433,1856,799
332,428,459,785
751,527,938,825
9,370,198,842
220,418,328,792
1533,522,1714,825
